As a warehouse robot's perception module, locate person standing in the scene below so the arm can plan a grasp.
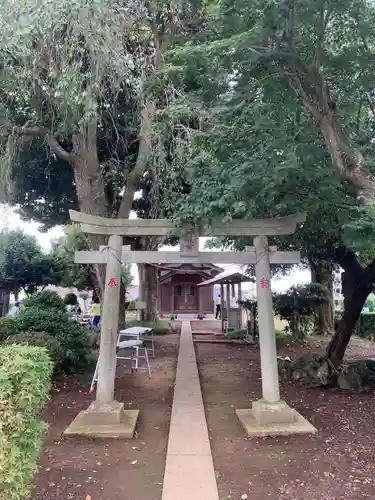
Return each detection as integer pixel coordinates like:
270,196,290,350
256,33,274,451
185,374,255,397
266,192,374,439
7,301,21,317
90,298,101,331
215,294,221,319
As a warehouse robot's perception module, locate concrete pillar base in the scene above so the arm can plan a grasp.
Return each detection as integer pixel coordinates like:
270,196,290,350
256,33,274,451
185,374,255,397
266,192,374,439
252,399,296,425
64,400,139,439
236,399,317,438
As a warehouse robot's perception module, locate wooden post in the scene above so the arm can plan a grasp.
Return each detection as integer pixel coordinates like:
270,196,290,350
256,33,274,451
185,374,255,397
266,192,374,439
226,282,230,330
220,284,224,332
238,281,243,328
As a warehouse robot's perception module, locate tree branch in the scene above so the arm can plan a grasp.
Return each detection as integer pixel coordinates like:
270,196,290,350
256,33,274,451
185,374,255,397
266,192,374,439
314,1,331,67
10,125,71,162
333,245,362,275
45,134,71,162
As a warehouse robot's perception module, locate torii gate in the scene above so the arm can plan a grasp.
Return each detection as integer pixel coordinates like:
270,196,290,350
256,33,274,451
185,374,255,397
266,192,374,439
64,211,316,438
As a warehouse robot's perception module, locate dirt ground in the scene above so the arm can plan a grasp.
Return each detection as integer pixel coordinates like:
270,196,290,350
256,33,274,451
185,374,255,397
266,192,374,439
31,333,179,500
193,323,375,500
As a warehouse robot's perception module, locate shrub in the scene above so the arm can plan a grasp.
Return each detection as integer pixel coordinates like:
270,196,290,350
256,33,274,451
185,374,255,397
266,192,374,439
13,307,92,374
125,318,173,335
6,332,65,374
23,290,66,312
63,292,78,306
0,345,52,500
0,317,19,342
356,313,375,340
125,300,136,311
273,283,327,340
227,328,246,339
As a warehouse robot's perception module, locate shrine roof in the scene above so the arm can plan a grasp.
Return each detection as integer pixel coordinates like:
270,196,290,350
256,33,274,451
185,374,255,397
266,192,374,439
197,270,254,286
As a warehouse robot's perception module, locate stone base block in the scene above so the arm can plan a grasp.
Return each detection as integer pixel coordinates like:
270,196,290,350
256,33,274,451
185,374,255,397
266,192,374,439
236,401,317,438
252,399,296,425
64,400,139,439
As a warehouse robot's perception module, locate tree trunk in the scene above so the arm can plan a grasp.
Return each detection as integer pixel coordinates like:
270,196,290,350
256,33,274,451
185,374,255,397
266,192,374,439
138,263,146,321
118,282,126,330
290,314,303,340
325,270,371,368
143,264,157,322
288,70,375,202
70,123,111,299
319,115,375,202
310,259,334,336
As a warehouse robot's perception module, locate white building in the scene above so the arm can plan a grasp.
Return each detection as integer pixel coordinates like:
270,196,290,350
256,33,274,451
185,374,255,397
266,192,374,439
333,271,344,311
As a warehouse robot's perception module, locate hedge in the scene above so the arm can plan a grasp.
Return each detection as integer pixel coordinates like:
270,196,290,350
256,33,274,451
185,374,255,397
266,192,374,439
125,318,174,335
12,307,92,374
0,345,52,500
5,331,65,373
23,290,67,312
356,313,375,340
0,291,92,375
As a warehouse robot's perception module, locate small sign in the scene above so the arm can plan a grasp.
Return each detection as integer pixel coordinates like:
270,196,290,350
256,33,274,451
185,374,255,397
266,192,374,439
108,277,117,288
261,278,269,289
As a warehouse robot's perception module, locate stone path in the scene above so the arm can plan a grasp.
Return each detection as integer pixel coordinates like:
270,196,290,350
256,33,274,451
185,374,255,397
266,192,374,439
162,320,219,500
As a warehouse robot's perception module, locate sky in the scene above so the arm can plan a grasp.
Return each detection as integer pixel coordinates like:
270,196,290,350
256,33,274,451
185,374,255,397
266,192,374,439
0,205,311,291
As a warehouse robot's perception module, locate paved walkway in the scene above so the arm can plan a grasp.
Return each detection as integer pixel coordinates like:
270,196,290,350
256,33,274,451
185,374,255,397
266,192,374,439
162,320,219,500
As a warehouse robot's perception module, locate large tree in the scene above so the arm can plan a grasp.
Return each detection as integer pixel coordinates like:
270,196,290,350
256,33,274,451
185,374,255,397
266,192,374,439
0,0,207,297
154,7,375,369
0,230,57,296
170,0,375,203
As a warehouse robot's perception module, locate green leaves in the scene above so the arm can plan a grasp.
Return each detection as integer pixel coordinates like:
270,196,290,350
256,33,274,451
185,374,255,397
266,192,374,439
0,345,52,500
0,229,58,295
51,224,92,290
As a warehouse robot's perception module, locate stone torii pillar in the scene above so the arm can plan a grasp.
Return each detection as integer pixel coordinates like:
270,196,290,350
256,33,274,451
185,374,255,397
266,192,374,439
254,236,280,403
64,226,138,438
236,235,317,437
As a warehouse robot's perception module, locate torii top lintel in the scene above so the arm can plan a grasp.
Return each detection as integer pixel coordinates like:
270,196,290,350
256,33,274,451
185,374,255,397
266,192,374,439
69,210,306,237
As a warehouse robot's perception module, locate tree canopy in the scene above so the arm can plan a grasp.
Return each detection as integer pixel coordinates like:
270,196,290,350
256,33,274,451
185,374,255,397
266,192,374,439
0,230,56,295
1,0,375,367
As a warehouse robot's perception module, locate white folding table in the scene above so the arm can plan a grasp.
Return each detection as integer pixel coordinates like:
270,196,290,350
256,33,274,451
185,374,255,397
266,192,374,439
119,326,155,358
89,338,152,393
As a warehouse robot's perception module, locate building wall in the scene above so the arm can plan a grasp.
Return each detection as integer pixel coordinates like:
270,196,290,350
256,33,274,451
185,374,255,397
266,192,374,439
158,273,214,314
0,289,10,317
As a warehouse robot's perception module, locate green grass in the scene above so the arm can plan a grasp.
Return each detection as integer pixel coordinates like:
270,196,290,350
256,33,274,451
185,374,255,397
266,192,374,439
227,328,246,340
124,318,173,335
275,329,308,345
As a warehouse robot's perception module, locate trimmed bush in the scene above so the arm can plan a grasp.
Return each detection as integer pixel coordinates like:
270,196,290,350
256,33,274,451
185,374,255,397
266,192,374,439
125,318,173,335
227,328,246,340
23,290,66,312
0,345,52,500
5,332,65,374
0,317,19,342
12,307,92,374
125,300,136,311
356,313,375,340
63,292,78,306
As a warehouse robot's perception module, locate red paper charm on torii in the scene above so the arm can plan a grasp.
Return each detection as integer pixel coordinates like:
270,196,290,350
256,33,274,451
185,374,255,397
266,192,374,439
108,276,117,288
261,278,270,289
